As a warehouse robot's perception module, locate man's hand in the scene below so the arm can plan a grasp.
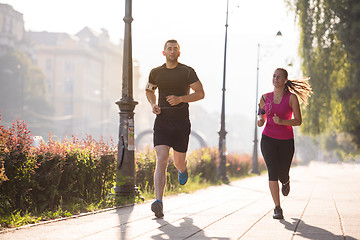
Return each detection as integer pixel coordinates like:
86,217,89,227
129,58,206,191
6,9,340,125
166,95,182,106
152,104,161,115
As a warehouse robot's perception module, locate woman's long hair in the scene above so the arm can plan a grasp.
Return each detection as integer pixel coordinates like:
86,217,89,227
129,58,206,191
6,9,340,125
277,68,312,105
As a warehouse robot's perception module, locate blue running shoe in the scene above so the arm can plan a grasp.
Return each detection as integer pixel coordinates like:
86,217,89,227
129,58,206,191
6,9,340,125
178,169,188,185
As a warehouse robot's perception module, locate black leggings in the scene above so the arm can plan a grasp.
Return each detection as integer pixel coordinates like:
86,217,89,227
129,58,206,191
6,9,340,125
260,134,294,183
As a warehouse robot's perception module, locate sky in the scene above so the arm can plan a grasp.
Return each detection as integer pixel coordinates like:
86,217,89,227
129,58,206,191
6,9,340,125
4,0,301,119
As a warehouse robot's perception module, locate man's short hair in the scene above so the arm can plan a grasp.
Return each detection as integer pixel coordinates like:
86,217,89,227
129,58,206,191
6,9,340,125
164,39,180,50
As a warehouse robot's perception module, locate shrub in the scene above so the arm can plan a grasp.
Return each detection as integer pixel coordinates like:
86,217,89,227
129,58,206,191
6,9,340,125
0,117,266,227
135,147,180,194
187,147,219,183
0,120,35,214
31,135,117,212
0,114,9,185
0,119,117,215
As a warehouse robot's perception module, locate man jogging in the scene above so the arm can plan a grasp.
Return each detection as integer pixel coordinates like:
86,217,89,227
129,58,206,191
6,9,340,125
145,39,205,218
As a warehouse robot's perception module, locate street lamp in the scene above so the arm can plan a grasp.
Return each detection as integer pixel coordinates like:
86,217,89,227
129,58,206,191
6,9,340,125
218,0,230,183
115,0,138,197
251,31,283,174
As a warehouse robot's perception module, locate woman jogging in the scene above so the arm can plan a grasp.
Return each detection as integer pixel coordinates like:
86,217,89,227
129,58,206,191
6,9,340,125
257,68,312,219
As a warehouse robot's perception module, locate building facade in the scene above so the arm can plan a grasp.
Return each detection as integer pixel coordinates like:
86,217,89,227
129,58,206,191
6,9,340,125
28,28,126,140
0,3,24,54
0,3,145,141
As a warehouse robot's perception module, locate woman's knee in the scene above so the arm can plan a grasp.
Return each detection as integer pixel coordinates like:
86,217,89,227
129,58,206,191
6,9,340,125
268,173,279,182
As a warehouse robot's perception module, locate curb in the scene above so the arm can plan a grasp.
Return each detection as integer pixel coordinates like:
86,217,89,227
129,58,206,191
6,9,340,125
0,203,135,234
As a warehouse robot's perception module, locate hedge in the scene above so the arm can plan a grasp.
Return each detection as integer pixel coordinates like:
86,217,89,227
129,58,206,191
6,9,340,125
0,119,265,216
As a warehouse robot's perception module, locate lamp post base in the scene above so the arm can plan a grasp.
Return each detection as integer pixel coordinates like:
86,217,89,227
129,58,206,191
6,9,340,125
114,185,143,201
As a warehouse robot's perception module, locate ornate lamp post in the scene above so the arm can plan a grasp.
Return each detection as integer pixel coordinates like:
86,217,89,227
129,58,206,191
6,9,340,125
115,0,138,197
251,43,261,175
218,0,230,183
251,31,283,174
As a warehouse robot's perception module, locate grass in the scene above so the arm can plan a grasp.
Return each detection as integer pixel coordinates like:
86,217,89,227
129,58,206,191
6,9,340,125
141,172,218,201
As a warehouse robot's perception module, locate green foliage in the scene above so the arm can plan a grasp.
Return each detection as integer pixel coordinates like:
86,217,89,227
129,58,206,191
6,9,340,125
0,120,117,218
187,148,219,183
0,120,35,213
40,207,72,221
135,147,265,197
135,147,157,193
288,0,360,153
320,130,358,161
0,119,265,229
0,115,9,185
0,210,41,228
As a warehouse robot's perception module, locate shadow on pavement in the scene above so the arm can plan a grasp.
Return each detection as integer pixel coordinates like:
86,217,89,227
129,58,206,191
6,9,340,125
116,205,134,239
151,217,230,240
281,218,357,240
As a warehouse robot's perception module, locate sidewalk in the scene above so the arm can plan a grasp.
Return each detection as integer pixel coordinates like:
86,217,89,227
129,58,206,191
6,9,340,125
1,162,359,240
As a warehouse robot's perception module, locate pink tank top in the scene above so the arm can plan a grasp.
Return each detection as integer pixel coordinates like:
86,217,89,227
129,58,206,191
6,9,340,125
262,91,294,139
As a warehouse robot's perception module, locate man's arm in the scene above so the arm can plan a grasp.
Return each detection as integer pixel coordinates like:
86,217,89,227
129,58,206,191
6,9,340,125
166,80,205,106
145,87,161,115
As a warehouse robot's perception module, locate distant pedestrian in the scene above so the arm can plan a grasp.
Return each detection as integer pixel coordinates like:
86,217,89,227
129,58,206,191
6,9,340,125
145,39,205,218
257,68,312,219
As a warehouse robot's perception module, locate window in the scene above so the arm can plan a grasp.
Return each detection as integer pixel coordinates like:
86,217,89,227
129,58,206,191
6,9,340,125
46,77,53,92
46,59,52,71
63,102,73,116
63,77,73,93
64,61,75,73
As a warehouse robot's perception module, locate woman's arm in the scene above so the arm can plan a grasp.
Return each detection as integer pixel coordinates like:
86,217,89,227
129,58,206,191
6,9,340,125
257,94,266,127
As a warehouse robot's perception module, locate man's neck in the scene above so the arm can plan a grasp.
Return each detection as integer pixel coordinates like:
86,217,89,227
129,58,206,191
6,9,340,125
166,61,178,69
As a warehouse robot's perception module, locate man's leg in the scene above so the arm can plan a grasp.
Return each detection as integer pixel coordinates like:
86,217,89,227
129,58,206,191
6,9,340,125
154,145,170,200
174,150,188,185
173,150,187,173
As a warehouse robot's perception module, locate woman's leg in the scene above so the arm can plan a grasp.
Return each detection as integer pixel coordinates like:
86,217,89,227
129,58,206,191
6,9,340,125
278,139,295,184
269,181,280,206
261,135,280,206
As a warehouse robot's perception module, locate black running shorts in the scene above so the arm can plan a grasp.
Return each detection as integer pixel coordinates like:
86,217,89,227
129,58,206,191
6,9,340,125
153,118,191,153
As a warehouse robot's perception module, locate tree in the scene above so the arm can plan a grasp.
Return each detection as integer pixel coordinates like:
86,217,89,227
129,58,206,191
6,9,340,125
0,50,52,137
288,0,360,152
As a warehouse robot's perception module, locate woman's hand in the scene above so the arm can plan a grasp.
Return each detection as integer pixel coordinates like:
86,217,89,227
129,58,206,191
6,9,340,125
257,118,265,127
273,114,281,125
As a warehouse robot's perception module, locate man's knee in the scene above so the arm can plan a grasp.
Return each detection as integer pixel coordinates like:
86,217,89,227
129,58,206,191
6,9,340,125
156,156,169,170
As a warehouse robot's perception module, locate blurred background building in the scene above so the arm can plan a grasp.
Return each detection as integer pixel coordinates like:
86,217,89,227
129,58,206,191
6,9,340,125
0,2,275,156
27,28,124,139
0,3,144,141
0,3,25,54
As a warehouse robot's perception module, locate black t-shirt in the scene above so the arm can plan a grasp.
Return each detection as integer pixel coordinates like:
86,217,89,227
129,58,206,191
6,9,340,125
149,63,200,120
